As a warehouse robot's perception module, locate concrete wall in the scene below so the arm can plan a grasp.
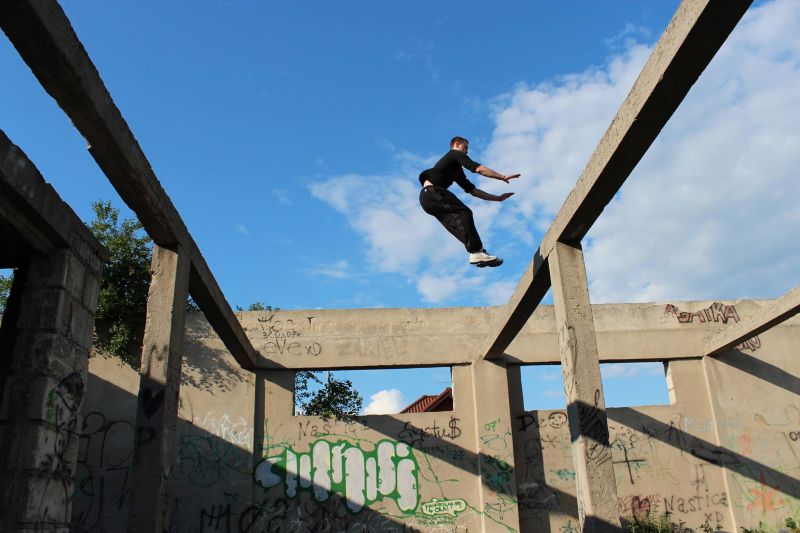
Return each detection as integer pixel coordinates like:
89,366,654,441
72,299,800,532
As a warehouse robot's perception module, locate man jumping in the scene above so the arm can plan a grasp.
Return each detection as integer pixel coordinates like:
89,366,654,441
418,136,520,267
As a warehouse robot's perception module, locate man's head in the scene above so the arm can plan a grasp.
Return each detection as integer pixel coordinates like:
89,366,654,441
450,136,469,153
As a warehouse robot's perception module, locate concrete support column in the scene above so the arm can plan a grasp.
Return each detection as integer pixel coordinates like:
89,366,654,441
470,358,520,532
0,248,102,531
128,245,190,533
549,241,619,531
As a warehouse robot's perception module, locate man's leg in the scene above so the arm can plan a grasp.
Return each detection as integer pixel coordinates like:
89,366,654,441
420,187,483,252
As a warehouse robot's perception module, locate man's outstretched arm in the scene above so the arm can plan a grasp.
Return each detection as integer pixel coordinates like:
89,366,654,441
469,189,514,202
475,165,521,183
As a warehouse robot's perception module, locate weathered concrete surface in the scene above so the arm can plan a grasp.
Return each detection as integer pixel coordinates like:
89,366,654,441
0,131,107,266
128,246,191,532
72,299,800,532
218,300,794,370
0,252,102,531
469,359,520,531
550,242,619,531
0,131,106,532
705,286,800,356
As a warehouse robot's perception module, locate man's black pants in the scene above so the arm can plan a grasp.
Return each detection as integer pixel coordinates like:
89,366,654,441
419,185,483,253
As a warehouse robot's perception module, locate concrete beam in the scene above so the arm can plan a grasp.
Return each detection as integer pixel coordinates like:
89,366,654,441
0,1,257,369
193,300,800,370
0,130,103,259
484,249,549,359
482,0,752,359
549,242,619,531
705,286,800,356
128,245,190,532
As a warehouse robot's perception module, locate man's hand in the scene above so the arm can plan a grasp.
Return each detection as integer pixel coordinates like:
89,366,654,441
500,174,521,183
469,188,515,202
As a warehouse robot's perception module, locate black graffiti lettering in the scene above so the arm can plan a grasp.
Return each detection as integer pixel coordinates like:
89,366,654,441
200,503,231,532
516,413,537,432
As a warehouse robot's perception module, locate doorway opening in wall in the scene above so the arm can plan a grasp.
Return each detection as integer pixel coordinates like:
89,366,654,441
293,366,454,416
520,361,671,410
0,268,14,314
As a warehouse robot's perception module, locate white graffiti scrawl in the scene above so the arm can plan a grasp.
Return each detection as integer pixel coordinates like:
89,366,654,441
254,439,419,513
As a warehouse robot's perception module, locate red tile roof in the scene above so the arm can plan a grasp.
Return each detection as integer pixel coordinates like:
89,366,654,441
400,387,452,413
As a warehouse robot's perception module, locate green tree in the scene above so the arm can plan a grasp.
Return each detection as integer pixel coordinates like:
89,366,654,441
0,272,12,313
295,371,363,420
236,302,274,312
87,201,153,368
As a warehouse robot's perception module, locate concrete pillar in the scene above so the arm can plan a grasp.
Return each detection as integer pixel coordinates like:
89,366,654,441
0,248,102,532
470,358,520,532
127,245,190,533
549,241,619,531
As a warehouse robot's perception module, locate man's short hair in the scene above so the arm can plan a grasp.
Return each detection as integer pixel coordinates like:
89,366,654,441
450,136,469,148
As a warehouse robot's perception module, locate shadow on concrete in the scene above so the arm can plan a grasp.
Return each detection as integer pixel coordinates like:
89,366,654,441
253,364,527,531
180,312,249,393
512,407,581,533
74,372,410,532
712,349,800,398
76,344,800,531
607,406,800,505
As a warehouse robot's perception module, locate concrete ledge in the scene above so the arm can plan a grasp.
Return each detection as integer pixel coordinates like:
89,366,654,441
192,299,800,370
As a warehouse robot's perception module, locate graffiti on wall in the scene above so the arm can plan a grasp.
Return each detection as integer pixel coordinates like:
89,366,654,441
254,439,419,514
250,313,323,357
664,302,761,351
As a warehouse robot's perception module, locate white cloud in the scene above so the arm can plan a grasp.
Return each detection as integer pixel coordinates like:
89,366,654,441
542,389,562,399
308,151,516,304
310,1,800,306
309,259,351,280
483,279,517,306
484,0,800,304
600,362,664,380
363,389,406,415
235,223,251,236
539,369,562,382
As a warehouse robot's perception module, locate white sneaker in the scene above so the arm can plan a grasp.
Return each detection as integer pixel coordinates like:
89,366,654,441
469,250,497,264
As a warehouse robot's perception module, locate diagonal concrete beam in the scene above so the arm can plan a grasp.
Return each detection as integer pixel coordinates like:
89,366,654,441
484,249,549,358
705,286,800,356
1,1,258,369
483,0,752,359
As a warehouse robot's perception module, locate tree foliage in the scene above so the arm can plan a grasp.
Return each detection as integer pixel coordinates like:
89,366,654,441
87,201,152,368
236,302,274,312
0,272,12,313
295,371,363,420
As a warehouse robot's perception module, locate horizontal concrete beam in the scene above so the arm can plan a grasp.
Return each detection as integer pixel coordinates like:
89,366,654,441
0,1,257,369
178,300,800,370
483,0,752,359
705,287,800,356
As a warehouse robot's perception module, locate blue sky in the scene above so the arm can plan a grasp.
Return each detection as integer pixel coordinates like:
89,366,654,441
3,1,798,413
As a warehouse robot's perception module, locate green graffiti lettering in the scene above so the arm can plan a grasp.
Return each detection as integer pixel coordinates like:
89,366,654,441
254,438,419,514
